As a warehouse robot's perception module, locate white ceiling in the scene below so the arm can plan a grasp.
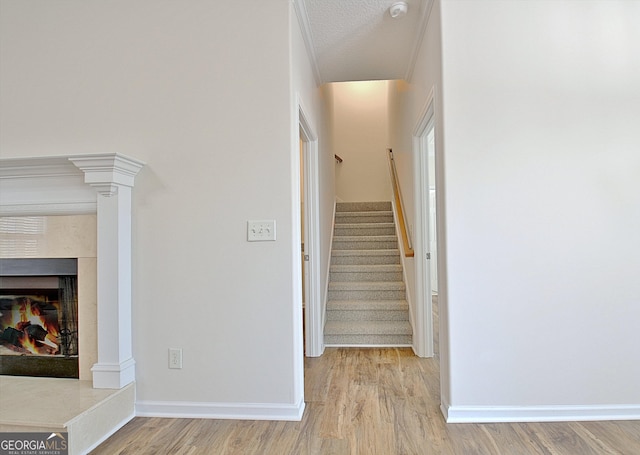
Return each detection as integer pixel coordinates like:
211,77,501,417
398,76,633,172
296,0,432,84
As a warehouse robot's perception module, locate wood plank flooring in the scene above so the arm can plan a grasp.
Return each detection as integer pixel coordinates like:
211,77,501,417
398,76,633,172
92,347,640,454
92,298,640,454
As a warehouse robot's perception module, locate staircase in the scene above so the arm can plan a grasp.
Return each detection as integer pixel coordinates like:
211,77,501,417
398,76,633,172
324,201,412,346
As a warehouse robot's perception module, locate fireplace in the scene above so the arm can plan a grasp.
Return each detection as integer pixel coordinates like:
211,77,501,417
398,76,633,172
0,258,79,378
0,154,143,455
1,153,144,389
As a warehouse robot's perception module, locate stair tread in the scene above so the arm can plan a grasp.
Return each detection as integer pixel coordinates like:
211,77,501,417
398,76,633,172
331,249,400,256
324,320,412,335
329,281,405,290
336,211,392,216
327,299,409,310
335,211,392,214
335,222,395,228
330,264,402,272
333,235,397,240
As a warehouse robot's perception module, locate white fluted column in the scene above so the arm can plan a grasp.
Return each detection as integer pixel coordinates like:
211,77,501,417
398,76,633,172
70,154,144,389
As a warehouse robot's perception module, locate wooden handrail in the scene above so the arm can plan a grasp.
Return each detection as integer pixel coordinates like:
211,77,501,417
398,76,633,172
387,149,414,258
334,154,343,163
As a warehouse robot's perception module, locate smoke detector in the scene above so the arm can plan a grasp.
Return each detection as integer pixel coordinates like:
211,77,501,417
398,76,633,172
389,1,409,18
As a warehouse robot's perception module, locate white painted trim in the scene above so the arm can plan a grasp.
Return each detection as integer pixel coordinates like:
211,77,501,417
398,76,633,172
70,153,145,195
440,400,451,422
405,0,435,83
70,154,144,389
325,344,413,348
444,404,640,423
389,196,416,347
0,156,97,216
413,86,436,137
298,100,324,358
136,398,306,422
411,87,436,358
0,155,84,178
0,202,96,216
90,358,136,390
293,0,322,85
322,201,338,334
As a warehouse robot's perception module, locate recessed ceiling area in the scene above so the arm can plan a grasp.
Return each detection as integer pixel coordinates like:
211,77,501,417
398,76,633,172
296,0,432,84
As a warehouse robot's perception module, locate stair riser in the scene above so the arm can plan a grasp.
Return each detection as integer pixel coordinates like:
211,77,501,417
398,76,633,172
336,202,392,212
335,214,394,224
330,271,404,282
329,289,406,300
334,226,396,236
333,240,398,250
326,310,409,321
324,334,412,345
331,255,400,265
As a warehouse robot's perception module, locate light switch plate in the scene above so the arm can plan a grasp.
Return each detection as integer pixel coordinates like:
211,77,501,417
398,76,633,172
247,220,276,241
169,348,182,369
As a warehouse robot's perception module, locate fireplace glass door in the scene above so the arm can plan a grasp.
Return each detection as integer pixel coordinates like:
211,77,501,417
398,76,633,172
0,259,79,378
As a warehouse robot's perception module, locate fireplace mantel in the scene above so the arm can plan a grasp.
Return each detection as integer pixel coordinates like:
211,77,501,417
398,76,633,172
0,153,144,389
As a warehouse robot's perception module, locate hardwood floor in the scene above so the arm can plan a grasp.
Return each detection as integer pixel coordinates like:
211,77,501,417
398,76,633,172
92,347,640,454
92,298,640,454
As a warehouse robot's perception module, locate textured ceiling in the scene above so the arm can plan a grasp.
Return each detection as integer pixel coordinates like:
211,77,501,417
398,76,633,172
298,0,431,83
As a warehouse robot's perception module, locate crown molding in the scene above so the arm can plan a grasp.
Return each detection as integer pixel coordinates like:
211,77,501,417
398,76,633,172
0,154,145,214
69,153,145,196
0,155,81,179
293,0,323,85
405,0,435,83
0,155,94,216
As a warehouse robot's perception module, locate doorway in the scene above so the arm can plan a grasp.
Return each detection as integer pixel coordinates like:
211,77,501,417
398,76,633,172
298,106,323,357
412,89,437,357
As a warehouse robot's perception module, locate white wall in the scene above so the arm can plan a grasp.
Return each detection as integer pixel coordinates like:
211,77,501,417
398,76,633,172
388,0,447,380
332,81,392,202
1,0,306,418
439,0,640,418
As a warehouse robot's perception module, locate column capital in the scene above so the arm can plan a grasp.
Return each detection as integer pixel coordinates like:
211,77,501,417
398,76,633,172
69,153,145,196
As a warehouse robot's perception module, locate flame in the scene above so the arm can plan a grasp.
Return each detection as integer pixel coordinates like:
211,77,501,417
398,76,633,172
7,297,60,355
21,333,38,353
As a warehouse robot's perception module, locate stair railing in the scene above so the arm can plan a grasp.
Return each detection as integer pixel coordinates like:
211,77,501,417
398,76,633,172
387,149,414,258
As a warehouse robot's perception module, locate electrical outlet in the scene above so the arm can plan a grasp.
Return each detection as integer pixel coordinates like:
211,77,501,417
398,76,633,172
247,220,276,241
169,348,182,369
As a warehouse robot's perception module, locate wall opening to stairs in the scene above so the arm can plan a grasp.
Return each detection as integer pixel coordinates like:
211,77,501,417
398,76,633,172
326,81,414,350
324,80,439,358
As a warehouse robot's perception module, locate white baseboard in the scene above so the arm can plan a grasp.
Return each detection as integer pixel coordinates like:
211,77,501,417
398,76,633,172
135,398,305,421
443,403,640,423
324,344,413,348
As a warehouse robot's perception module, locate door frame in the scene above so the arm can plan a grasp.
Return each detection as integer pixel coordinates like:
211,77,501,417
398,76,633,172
298,103,323,357
412,87,436,358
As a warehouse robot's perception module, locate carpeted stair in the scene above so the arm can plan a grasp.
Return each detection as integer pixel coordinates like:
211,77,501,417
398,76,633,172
324,201,412,346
